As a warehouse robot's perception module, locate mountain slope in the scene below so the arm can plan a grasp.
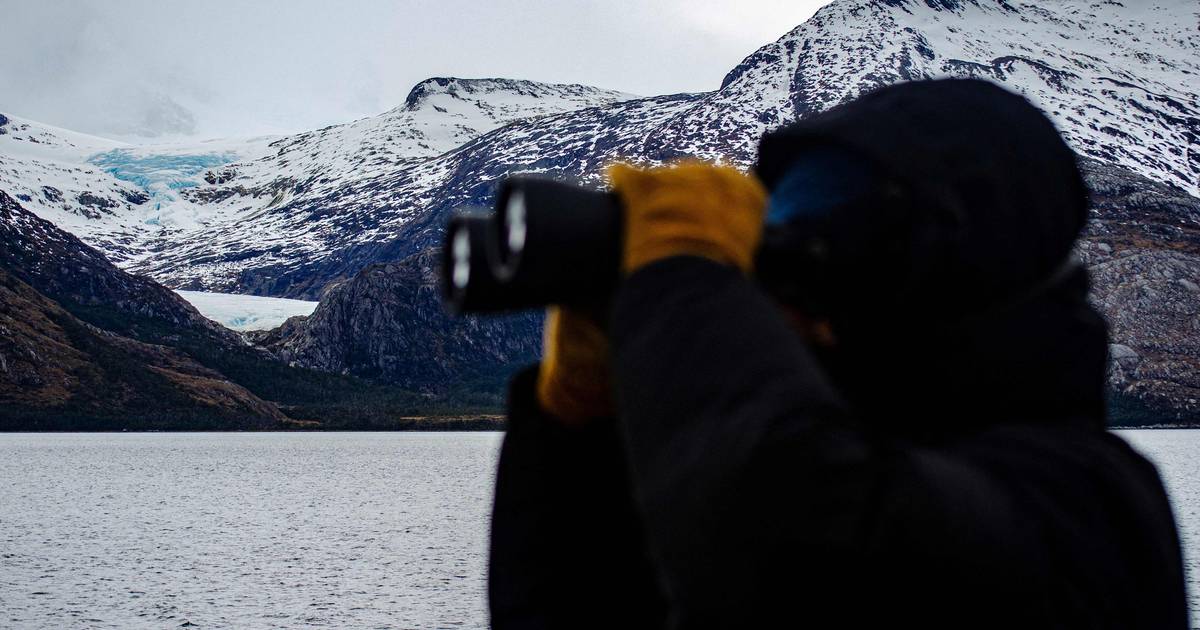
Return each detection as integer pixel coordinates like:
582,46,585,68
2,0,1197,422
251,0,1200,421
0,190,288,427
0,115,152,260
252,249,541,391
1078,157,1200,423
132,0,1198,298
0,269,290,429
0,190,490,428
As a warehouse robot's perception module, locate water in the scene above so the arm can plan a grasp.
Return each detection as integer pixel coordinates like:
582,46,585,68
0,432,502,629
1119,429,1200,622
0,430,1197,628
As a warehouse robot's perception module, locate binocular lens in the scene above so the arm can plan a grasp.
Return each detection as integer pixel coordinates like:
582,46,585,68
451,225,472,291
502,189,527,274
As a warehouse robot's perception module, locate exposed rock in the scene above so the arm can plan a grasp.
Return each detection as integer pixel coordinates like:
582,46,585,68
1077,158,1200,423
257,249,540,392
119,189,151,205
203,168,237,185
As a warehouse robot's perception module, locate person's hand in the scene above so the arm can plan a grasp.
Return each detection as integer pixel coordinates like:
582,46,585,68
608,160,768,274
535,160,766,423
536,306,614,424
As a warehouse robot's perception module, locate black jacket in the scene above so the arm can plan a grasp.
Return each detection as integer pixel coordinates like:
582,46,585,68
488,80,1188,629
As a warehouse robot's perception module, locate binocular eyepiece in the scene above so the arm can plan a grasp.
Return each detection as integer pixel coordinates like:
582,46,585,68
442,176,625,314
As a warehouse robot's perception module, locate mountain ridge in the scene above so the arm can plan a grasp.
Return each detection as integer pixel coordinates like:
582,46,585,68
1,0,1197,422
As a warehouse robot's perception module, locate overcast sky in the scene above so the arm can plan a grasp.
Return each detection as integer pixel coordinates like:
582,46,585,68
0,0,832,140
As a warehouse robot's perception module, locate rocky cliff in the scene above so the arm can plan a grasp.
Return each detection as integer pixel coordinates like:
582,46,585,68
1078,158,1200,422
253,249,540,392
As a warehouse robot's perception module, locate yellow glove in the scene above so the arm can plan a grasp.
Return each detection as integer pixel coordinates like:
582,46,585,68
608,160,768,274
536,306,614,424
535,161,765,423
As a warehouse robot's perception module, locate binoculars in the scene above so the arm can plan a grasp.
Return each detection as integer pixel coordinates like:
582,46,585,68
441,175,820,315
442,176,626,314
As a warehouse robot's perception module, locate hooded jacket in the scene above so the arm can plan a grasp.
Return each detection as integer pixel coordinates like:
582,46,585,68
488,79,1188,629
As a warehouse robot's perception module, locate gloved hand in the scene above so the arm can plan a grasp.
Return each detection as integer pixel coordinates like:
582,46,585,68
608,160,768,274
535,160,768,423
536,306,614,424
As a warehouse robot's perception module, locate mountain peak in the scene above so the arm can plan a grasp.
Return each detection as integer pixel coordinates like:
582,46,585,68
400,77,634,113
714,0,1199,194
877,0,1018,12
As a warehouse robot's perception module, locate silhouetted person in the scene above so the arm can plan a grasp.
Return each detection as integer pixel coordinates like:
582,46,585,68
488,79,1188,629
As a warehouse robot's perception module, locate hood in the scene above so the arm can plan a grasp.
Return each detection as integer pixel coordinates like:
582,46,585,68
755,78,1105,433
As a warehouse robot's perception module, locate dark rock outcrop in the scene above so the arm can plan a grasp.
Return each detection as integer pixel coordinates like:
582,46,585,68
256,249,540,392
1077,158,1200,423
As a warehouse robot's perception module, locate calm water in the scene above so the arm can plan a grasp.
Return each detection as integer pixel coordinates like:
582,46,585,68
0,430,1196,628
1120,429,1200,623
0,432,503,629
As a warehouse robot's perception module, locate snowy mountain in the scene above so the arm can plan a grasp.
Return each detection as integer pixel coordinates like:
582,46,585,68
246,0,1200,419
133,78,633,294
0,78,631,279
0,113,277,264
0,114,149,259
0,0,1197,420
115,0,1198,298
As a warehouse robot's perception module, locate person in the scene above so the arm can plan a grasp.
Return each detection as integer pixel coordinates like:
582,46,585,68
486,78,1189,629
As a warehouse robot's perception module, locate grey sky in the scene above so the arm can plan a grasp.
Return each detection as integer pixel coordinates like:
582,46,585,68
0,0,831,140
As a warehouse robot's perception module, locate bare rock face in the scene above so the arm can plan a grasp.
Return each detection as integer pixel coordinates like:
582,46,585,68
255,249,540,393
1078,158,1200,422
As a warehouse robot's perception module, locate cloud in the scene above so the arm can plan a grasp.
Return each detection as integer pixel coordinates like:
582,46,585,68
0,0,830,139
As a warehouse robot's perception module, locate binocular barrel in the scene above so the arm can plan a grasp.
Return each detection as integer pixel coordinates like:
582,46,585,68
442,176,623,314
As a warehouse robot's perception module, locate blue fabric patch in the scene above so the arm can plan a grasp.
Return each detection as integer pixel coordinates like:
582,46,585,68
765,146,877,226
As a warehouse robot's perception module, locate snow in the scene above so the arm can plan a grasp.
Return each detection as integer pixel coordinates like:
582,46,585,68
175,290,317,331
2,3,1196,296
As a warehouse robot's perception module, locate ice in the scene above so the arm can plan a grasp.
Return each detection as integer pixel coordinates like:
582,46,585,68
175,290,318,331
88,149,236,205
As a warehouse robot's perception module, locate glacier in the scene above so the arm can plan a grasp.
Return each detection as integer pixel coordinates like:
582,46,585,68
88,149,237,215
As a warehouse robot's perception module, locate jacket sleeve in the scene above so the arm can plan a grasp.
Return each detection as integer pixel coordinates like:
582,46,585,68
608,257,1188,628
609,256,881,626
488,365,666,630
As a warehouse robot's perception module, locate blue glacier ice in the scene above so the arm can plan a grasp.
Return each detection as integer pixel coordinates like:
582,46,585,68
88,150,236,218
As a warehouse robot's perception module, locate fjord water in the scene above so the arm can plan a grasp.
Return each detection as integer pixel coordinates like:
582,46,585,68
0,430,1196,628
0,432,502,629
